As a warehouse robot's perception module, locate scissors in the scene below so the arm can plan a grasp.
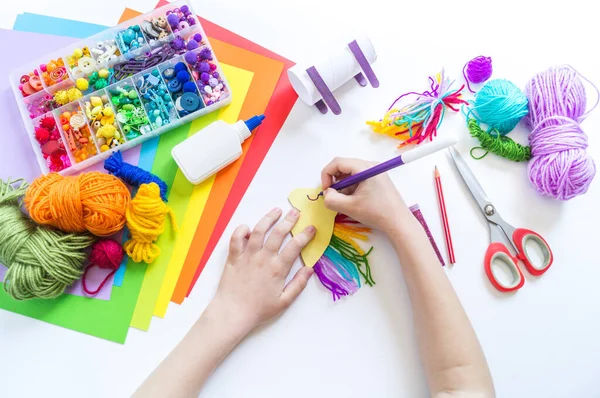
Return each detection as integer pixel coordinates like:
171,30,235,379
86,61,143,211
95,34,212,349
448,147,554,292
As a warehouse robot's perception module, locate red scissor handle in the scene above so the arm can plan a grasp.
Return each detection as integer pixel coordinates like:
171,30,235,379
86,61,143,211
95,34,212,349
512,228,553,276
484,243,525,293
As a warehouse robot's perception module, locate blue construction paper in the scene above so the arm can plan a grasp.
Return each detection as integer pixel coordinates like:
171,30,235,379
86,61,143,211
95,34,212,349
12,14,164,287
14,13,108,38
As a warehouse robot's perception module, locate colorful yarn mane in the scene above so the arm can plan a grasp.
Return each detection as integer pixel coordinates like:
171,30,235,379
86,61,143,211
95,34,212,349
313,214,374,300
367,70,468,147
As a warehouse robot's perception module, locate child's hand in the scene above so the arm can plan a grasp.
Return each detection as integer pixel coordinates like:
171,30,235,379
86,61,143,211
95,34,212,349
212,208,315,334
321,157,412,234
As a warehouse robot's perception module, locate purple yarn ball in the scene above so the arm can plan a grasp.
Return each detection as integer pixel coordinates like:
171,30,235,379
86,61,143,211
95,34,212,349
193,33,203,42
167,13,180,27
198,62,210,73
524,65,596,200
463,56,493,93
184,51,197,65
200,72,210,83
186,40,199,51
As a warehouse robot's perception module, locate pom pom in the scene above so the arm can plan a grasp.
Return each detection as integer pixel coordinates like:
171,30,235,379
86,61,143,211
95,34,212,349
40,116,56,129
184,51,197,65
212,72,220,79
167,13,180,27
200,72,210,82
174,62,188,73
176,70,191,83
186,40,199,51
199,48,212,60
209,63,217,72
193,33,202,42
198,62,210,73
180,5,189,13
35,127,50,143
171,37,185,50
182,81,196,93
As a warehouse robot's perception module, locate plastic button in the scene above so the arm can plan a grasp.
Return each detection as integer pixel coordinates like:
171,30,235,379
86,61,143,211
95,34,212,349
162,68,175,79
179,92,200,112
168,79,182,93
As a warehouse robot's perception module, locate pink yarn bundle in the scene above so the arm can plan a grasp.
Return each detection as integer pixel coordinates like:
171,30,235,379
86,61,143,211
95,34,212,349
524,65,598,200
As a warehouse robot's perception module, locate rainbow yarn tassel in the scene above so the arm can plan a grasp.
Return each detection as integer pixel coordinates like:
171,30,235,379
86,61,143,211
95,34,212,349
367,70,467,147
313,214,374,300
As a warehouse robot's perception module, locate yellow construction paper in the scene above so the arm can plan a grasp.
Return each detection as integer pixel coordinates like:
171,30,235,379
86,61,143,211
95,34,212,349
129,64,253,330
288,188,337,267
152,75,249,319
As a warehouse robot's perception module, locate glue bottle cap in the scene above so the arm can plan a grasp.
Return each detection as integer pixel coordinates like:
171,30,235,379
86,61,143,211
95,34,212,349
236,114,265,143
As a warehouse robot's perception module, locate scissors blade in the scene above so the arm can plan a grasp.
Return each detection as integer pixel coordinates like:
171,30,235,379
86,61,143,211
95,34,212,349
447,147,493,217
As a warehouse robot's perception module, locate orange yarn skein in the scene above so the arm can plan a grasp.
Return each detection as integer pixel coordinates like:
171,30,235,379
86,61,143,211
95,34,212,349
25,172,130,237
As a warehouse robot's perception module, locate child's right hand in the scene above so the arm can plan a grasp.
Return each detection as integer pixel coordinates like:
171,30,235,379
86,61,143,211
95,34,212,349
321,157,412,234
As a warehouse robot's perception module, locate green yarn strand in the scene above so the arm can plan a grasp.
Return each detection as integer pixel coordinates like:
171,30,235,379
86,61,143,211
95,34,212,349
0,179,94,300
329,234,375,287
468,119,531,162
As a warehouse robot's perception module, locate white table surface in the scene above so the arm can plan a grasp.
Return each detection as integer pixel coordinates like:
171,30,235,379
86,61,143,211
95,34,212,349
2,0,600,396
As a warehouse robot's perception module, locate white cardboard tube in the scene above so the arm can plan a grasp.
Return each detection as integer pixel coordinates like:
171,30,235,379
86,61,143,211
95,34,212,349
287,35,377,106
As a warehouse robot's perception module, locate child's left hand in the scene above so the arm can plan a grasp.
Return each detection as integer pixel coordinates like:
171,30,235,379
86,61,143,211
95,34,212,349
211,207,316,334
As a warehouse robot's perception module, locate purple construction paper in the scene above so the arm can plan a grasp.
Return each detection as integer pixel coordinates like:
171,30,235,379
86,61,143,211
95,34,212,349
0,29,141,300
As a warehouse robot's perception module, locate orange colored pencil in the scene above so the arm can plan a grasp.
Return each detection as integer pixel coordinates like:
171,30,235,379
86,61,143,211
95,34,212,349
434,166,455,264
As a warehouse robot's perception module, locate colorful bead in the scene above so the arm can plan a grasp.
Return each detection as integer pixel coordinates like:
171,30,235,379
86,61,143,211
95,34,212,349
161,62,204,116
108,83,150,140
91,39,121,67
116,25,147,55
57,105,97,163
184,48,228,106
84,95,125,152
165,6,196,33
135,70,178,129
40,58,68,87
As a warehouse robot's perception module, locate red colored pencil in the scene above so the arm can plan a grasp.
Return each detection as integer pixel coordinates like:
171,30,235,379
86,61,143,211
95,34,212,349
434,166,455,264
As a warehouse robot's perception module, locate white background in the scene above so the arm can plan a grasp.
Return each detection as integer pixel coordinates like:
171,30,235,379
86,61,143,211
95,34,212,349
1,0,600,397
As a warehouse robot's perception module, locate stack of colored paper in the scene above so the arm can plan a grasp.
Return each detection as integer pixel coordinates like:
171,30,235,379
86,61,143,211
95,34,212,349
0,1,298,343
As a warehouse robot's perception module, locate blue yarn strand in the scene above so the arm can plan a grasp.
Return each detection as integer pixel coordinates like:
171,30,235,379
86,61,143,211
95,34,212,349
324,247,361,288
104,151,169,201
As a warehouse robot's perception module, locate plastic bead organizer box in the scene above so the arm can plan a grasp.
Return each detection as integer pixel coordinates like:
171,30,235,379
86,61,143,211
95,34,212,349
9,0,231,175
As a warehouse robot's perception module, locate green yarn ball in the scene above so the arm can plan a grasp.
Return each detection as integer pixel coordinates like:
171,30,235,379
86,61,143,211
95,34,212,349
473,79,529,135
0,179,94,300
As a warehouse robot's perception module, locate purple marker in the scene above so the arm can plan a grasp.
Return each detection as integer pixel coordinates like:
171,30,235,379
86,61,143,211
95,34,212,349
309,135,457,200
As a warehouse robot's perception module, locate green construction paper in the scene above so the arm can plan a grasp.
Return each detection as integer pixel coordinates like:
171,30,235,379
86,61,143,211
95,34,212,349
0,262,146,343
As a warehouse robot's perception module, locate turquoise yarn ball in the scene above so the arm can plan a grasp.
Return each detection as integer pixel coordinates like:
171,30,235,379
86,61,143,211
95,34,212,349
473,79,529,135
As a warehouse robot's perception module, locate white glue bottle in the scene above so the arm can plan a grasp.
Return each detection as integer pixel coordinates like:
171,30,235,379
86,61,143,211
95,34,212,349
172,115,265,185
